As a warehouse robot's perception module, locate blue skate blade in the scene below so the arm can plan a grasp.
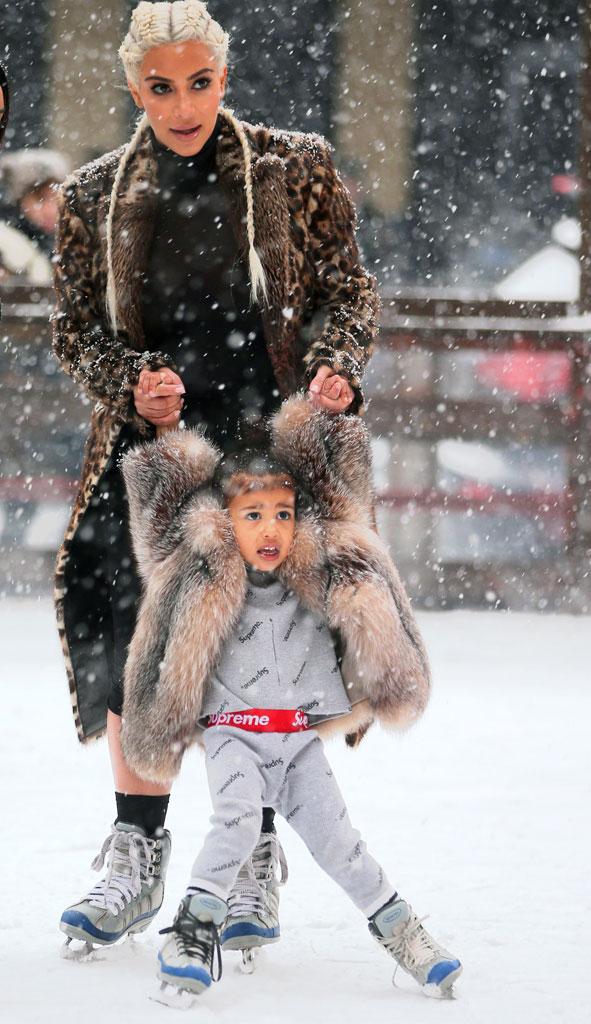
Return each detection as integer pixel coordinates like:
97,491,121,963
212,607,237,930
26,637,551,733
60,908,157,943
426,959,462,986
221,921,280,945
157,951,211,988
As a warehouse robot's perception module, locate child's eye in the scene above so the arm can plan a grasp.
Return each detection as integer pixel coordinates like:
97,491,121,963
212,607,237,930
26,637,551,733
245,512,261,521
277,510,292,521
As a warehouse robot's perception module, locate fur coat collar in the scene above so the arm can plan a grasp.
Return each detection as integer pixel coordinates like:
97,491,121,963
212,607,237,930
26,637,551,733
106,113,297,381
120,397,430,783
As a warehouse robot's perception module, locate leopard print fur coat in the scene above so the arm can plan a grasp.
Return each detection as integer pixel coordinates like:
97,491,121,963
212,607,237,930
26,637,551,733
51,111,380,743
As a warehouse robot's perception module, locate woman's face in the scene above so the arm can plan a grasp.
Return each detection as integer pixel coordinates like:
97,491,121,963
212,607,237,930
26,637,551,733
127,40,227,156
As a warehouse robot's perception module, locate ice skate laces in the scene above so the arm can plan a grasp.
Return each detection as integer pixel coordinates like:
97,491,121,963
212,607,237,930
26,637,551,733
383,912,442,970
87,828,154,915
226,833,288,920
160,906,222,982
252,833,288,887
225,858,266,919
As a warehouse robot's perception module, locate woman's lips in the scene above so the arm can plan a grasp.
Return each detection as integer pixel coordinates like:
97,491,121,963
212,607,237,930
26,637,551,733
170,125,201,139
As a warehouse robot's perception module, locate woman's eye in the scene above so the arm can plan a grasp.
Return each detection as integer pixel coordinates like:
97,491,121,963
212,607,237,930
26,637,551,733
151,83,171,95
192,77,211,90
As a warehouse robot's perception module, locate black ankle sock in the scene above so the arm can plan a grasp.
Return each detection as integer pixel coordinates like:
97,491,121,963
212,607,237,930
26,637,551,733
261,807,276,833
115,792,170,837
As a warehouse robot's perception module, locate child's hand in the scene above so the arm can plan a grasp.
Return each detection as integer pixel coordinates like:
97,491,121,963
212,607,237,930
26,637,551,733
133,367,185,427
308,365,355,413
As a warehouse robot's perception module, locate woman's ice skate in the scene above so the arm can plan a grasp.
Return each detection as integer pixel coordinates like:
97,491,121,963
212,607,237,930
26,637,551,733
369,896,462,998
154,891,225,1006
220,831,287,972
60,822,171,957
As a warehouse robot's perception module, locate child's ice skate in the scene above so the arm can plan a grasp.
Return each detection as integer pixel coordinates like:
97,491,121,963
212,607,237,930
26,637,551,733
60,822,171,957
155,890,225,1006
220,831,287,973
369,896,462,997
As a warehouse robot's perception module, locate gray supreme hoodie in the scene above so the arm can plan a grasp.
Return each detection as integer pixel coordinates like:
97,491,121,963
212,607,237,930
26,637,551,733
199,569,352,726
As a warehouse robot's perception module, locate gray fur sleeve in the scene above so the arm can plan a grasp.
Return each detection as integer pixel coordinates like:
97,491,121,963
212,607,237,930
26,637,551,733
270,395,375,521
120,429,221,577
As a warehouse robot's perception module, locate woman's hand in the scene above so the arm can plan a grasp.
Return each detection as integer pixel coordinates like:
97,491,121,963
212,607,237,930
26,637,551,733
133,367,185,427
308,365,355,413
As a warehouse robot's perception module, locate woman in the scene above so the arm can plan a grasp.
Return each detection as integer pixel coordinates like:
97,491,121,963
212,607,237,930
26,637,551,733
54,0,379,956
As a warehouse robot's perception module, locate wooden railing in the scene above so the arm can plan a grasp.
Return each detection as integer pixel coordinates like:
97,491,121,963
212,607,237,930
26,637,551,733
366,289,591,611
1,283,590,609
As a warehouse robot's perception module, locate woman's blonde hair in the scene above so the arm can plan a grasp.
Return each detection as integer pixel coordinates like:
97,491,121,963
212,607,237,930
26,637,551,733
106,1,267,336
119,0,229,85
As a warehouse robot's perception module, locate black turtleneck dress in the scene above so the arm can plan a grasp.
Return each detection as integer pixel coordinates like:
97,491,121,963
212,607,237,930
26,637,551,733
100,118,282,713
142,117,279,447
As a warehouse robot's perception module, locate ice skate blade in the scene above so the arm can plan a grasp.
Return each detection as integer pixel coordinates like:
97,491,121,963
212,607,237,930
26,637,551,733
240,947,258,974
423,964,462,1000
60,936,96,961
391,963,462,1000
149,981,199,1010
423,981,458,1000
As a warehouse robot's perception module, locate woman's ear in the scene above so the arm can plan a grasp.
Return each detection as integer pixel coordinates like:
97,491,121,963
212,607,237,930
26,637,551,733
127,79,144,110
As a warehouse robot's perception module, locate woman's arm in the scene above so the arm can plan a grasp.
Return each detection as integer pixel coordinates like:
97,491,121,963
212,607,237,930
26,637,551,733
51,179,176,420
302,141,381,413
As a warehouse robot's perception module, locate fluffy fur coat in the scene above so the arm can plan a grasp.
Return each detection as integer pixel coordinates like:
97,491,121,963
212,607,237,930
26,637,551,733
120,397,430,784
51,112,380,743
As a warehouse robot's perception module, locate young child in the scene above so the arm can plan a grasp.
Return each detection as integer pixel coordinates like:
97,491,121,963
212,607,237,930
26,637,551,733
120,396,462,1000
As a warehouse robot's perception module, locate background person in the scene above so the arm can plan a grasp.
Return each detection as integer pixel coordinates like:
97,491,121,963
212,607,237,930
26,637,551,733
0,148,70,283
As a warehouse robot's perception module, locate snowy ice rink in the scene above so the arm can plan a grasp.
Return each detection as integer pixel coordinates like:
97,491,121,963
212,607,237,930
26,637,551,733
1,599,589,1023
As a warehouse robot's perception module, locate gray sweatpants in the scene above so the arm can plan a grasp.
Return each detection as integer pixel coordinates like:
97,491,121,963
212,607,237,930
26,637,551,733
190,727,395,918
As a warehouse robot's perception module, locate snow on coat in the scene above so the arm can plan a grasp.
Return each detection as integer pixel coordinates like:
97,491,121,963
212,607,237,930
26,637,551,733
120,396,430,784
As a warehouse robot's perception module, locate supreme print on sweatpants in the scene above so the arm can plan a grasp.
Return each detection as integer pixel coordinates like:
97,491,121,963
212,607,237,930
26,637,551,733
190,728,396,918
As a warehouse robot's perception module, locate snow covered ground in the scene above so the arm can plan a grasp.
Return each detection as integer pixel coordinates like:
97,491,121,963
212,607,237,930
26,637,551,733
1,599,589,1023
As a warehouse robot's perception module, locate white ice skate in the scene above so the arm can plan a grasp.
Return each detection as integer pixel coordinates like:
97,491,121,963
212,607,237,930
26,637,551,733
369,896,462,997
220,831,288,973
60,822,171,958
155,890,225,1006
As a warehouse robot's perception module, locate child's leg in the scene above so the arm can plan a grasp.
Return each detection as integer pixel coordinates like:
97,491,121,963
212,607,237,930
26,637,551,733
276,733,395,917
158,731,268,993
188,730,266,900
276,732,462,994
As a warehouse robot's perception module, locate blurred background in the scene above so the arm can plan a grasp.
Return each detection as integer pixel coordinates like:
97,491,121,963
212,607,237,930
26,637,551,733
0,0,590,610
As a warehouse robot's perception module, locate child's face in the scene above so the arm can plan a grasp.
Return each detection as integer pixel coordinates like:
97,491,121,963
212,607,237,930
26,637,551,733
228,486,296,572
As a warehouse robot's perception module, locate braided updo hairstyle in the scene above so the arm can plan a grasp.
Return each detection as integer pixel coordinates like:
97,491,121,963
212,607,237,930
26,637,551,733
106,0,267,337
119,0,229,84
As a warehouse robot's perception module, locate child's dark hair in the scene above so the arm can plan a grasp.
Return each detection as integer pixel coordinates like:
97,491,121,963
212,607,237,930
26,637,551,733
214,444,296,504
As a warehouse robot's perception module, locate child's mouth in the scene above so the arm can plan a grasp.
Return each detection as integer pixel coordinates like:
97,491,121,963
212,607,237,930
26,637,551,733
257,546,280,561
